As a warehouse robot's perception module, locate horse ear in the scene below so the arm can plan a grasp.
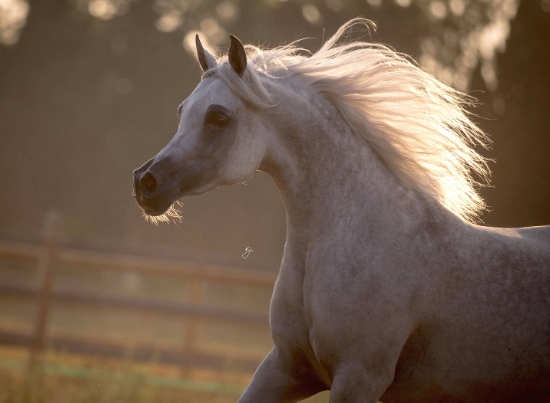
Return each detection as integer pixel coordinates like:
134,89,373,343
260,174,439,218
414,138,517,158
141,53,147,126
195,34,217,72
228,35,247,77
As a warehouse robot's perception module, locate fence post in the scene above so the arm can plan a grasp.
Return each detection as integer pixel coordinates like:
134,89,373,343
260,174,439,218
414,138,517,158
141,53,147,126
27,211,61,374
183,279,207,360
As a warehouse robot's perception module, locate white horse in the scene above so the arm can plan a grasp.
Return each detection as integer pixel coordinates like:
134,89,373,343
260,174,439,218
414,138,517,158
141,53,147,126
133,19,550,402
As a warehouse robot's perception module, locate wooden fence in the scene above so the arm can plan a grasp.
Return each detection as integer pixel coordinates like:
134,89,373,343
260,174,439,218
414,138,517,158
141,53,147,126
0,212,277,374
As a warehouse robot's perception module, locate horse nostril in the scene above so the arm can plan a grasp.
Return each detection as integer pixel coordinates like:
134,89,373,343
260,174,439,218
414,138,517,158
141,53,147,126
140,172,158,194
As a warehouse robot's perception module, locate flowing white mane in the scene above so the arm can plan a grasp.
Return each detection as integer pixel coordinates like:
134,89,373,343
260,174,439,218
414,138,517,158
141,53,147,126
205,18,491,222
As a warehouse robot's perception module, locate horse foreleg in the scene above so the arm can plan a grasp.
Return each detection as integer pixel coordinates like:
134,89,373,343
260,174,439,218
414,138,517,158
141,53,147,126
238,347,326,403
328,362,394,403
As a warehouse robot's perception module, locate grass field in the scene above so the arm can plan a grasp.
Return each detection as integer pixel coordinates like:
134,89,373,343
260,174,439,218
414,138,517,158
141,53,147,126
0,254,331,402
0,346,331,402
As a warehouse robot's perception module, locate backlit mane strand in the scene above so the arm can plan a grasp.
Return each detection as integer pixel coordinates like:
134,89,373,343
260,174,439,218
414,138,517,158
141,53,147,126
204,18,491,223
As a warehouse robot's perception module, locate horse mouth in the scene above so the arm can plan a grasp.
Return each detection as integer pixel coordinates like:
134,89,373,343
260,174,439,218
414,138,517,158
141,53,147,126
138,194,177,217
142,206,169,216
138,188,188,224
140,200,183,224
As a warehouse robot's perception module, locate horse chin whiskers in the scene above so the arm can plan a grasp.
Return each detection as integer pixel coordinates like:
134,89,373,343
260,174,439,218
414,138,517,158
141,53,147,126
142,201,183,225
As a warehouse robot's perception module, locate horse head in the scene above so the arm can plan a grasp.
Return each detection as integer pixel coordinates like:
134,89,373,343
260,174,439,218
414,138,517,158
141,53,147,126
133,35,268,221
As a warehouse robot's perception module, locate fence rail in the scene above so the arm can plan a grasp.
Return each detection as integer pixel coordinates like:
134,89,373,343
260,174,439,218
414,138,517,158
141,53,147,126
0,213,277,374
0,239,278,286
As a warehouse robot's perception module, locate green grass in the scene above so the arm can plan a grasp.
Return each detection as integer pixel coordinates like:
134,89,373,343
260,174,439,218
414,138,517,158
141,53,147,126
0,352,330,403
0,367,240,403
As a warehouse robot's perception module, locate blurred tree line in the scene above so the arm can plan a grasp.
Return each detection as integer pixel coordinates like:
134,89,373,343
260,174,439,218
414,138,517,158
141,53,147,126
0,0,548,269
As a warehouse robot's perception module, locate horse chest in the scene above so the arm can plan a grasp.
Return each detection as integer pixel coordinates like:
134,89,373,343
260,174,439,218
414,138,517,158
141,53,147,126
269,256,355,379
269,273,334,387
273,254,380,368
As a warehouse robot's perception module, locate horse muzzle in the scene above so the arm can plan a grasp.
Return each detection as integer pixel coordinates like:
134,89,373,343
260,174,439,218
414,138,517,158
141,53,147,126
133,157,179,216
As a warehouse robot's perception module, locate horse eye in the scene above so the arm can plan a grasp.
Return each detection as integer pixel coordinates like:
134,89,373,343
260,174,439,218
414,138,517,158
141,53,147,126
205,112,229,127
204,105,231,128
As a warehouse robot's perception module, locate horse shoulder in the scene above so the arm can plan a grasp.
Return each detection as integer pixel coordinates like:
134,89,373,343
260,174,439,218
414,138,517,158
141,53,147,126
301,236,419,367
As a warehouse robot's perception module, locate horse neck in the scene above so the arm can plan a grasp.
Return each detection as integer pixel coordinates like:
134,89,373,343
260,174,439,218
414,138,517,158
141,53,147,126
260,84,455,251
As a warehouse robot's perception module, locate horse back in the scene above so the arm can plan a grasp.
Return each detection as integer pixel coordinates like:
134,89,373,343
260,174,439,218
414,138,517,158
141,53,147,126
517,224,550,246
